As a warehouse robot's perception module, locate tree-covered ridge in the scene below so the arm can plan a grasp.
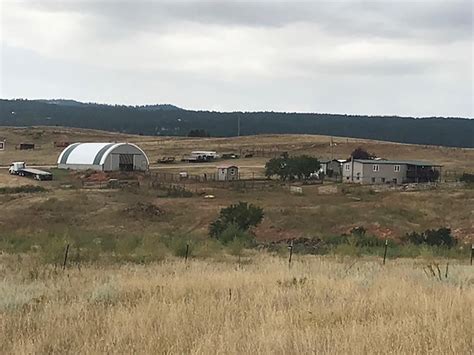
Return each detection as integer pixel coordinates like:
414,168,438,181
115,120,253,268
1,99,473,148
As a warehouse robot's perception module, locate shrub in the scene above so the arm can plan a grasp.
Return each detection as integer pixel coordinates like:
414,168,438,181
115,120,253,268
162,235,193,258
209,201,263,239
460,173,474,183
166,185,193,198
217,223,254,246
403,227,456,248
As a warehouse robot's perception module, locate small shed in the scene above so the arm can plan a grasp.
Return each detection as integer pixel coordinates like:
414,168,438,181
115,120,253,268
0,139,5,151
18,143,35,150
217,165,239,181
54,141,70,148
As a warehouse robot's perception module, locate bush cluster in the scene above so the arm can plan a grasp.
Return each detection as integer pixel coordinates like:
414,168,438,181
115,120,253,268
460,173,474,183
403,227,456,248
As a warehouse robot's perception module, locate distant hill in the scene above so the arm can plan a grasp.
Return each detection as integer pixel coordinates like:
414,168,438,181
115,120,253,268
1,99,473,148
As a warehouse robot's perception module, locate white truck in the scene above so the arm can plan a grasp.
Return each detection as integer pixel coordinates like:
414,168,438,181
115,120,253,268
9,162,53,181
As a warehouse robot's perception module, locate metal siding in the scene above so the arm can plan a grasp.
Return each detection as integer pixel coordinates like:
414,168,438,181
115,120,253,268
58,143,81,164
93,143,116,165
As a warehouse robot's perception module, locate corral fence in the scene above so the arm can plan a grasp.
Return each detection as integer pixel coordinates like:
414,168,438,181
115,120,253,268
148,171,282,191
238,148,288,158
148,171,266,183
442,170,471,183
81,179,140,189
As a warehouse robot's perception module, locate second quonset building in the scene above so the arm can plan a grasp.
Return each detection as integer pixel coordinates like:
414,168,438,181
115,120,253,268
57,142,149,171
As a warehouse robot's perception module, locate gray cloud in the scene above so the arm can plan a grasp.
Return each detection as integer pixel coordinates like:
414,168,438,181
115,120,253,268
28,1,472,41
1,0,472,117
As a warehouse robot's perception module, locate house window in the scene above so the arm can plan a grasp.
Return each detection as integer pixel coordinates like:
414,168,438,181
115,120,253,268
381,178,385,183
345,164,350,171
371,177,376,183
394,165,400,172
373,164,379,172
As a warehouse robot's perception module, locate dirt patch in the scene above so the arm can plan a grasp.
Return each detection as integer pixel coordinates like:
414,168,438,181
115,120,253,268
255,222,301,241
124,202,164,218
78,171,109,182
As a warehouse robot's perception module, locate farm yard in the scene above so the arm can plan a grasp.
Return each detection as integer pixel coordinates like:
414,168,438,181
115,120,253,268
0,126,473,354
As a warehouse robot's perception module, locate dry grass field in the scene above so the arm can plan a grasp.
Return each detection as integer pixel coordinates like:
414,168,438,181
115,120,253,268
1,254,472,354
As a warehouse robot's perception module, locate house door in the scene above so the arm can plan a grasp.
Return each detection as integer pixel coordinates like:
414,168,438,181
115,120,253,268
119,154,134,171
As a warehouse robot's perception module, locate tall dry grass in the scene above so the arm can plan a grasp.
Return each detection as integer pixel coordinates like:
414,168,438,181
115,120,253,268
0,254,472,354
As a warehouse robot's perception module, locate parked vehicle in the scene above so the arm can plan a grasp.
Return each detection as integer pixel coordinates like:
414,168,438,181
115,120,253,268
9,162,53,181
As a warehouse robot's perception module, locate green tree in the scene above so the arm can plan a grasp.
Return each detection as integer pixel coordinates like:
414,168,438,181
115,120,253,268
265,154,320,181
265,156,289,180
350,147,375,160
209,202,264,241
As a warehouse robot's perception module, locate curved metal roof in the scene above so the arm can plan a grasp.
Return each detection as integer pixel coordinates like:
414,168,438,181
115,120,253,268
57,143,149,166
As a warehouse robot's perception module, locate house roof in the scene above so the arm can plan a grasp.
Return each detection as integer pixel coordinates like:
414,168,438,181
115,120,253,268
217,165,238,169
353,159,441,167
320,159,345,164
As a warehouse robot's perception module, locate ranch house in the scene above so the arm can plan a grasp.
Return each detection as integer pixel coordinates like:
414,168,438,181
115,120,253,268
342,159,442,184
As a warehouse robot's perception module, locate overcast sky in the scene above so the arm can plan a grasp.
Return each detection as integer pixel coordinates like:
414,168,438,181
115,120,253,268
1,0,472,117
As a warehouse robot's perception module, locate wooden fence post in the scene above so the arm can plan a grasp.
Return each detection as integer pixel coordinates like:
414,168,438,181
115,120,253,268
185,243,189,263
471,244,473,266
288,241,294,269
62,244,70,270
383,240,388,265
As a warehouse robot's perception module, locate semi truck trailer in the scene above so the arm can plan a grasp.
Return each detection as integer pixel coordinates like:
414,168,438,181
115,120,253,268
8,162,53,181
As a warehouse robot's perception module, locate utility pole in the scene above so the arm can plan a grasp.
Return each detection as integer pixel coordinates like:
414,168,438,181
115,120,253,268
330,136,334,160
237,116,241,137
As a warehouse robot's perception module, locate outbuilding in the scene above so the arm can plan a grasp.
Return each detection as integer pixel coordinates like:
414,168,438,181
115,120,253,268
320,159,344,178
57,142,149,171
0,139,5,151
217,165,239,181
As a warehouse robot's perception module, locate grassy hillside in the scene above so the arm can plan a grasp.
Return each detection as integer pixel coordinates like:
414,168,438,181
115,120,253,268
1,99,473,147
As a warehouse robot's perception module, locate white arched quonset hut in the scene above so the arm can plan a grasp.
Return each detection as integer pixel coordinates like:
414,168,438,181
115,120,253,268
57,143,149,171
